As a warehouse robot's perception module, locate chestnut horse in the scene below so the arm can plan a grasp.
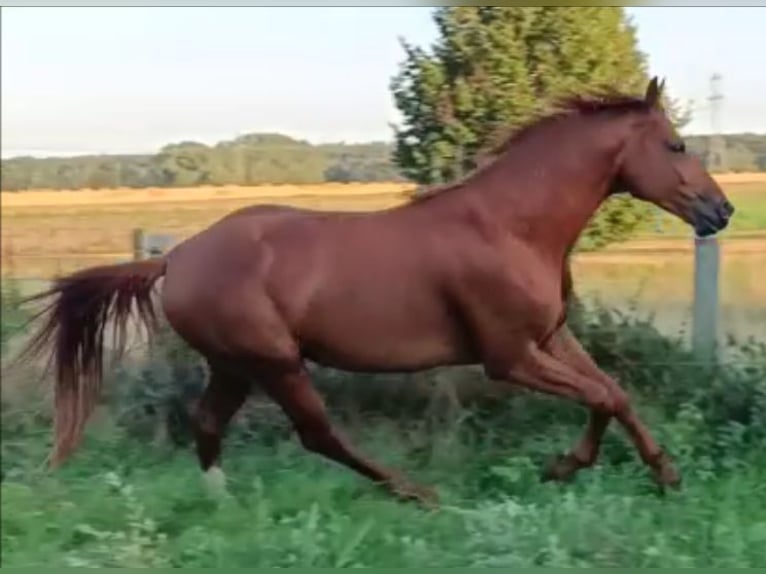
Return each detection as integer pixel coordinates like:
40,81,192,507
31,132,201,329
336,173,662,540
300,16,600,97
19,78,734,506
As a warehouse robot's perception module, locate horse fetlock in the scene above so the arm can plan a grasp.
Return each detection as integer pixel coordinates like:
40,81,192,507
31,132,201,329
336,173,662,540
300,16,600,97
541,451,592,483
571,445,599,468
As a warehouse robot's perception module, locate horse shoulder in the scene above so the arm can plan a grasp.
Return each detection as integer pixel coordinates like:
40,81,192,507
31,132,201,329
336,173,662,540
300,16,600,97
445,234,564,340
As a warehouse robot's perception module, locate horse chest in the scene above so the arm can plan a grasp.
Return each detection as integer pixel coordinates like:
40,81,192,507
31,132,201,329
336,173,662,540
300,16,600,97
454,255,565,352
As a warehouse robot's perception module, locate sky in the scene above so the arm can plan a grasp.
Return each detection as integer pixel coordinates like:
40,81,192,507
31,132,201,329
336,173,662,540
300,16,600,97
2,6,765,158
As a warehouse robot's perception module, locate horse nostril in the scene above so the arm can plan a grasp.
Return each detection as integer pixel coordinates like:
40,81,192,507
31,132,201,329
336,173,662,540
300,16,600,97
717,200,734,221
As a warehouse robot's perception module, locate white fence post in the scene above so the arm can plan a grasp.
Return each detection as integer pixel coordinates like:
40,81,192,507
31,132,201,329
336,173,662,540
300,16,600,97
692,235,720,358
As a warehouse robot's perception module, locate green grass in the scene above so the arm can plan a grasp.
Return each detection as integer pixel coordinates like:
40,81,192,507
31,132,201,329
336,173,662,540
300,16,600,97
3,422,766,567
720,183,766,232
2,287,766,567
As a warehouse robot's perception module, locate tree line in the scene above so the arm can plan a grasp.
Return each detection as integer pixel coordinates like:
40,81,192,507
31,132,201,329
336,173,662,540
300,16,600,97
2,131,762,193
685,134,766,173
0,133,406,192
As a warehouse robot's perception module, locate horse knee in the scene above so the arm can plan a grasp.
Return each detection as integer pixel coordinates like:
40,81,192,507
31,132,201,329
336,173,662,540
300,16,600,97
590,390,612,414
591,387,629,416
609,388,630,416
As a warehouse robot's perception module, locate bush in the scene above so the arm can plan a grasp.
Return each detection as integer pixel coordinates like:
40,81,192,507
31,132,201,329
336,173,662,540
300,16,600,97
1,281,27,352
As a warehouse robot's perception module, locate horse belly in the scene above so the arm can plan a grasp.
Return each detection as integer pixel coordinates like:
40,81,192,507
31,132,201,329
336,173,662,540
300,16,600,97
299,291,469,372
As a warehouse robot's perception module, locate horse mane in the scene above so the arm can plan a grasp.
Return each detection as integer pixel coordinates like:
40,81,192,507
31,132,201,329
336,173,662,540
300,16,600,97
411,89,651,202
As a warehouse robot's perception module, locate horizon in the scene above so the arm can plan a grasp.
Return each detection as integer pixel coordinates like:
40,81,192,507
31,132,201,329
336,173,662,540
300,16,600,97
3,128,764,163
2,6,765,159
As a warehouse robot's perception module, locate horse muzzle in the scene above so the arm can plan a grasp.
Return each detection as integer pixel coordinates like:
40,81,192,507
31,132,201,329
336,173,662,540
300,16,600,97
691,195,734,237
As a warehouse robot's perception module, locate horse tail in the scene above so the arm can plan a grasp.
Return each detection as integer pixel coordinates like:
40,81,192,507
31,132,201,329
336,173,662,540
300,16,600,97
16,258,167,468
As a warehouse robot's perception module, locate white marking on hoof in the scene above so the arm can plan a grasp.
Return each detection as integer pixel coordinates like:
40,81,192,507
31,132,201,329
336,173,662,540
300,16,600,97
203,466,228,498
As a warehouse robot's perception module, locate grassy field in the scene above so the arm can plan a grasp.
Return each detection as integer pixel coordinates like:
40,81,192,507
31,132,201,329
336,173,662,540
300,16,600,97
3,427,766,567
2,176,766,567
2,296,766,567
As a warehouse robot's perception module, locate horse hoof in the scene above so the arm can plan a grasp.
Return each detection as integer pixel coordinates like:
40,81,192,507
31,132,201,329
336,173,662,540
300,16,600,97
653,452,682,492
541,453,580,483
387,480,440,509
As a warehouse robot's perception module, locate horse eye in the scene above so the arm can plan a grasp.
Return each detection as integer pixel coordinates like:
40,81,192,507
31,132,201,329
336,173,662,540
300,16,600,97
667,140,686,153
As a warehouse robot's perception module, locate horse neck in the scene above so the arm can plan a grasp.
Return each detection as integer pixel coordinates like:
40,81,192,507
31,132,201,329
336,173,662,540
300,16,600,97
462,114,627,260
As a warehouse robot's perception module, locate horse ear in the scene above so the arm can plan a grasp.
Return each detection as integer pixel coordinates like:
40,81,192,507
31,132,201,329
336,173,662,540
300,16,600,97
645,76,662,108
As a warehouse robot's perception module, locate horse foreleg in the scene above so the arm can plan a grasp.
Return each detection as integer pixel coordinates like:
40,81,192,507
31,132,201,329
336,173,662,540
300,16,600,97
541,411,611,483
540,326,613,482
193,364,251,497
259,365,438,508
494,341,681,489
545,326,680,488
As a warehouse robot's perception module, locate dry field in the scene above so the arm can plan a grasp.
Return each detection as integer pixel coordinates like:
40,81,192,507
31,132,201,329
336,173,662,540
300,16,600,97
1,183,414,278
711,172,766,185
0,182,416,209
2,175,765,280
1,172,763,209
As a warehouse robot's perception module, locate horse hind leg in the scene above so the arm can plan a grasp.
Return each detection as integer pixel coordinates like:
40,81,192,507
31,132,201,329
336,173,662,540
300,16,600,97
198,298,437,507
193,361,251,497
257,362,439,508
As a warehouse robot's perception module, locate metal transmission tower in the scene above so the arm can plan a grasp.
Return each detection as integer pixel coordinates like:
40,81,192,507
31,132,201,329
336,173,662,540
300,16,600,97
707,73,727,172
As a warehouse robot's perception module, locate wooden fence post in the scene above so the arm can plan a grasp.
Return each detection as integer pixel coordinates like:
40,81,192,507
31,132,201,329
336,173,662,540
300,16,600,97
132,228,175,260
133,228,147,260
692,235,720,358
